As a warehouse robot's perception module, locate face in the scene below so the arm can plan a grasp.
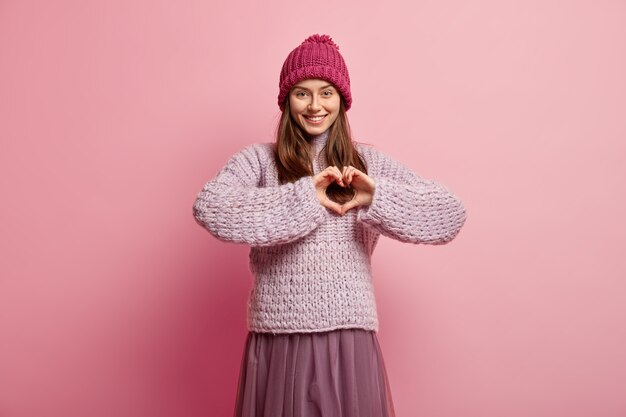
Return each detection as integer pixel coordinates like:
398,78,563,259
289,78,341,137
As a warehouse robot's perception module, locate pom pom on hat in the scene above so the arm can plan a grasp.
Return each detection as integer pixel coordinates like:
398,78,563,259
277,34,352,111
301,34,339,49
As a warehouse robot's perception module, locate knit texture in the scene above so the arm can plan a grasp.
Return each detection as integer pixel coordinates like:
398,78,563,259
192,129,467,334
277,34,352,111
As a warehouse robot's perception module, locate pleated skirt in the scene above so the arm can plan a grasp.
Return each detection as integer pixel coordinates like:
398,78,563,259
233,327,396,417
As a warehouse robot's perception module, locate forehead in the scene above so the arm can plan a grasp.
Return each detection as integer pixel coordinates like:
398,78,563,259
292,78,336,90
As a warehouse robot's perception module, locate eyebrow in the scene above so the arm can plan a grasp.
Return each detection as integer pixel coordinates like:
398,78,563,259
292,84,335,91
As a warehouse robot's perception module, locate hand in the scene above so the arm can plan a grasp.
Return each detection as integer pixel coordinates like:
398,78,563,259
312,166,376,215
339,165,376,215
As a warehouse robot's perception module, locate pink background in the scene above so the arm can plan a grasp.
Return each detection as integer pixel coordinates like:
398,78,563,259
1,0,625,416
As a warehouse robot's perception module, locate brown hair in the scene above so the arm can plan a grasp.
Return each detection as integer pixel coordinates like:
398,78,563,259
273,95,368,205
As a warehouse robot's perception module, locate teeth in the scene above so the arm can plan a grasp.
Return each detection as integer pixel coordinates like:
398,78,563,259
306,116,325,121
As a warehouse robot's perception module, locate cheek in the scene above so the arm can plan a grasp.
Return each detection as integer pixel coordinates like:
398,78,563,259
288,102,300,118
290,100,306,114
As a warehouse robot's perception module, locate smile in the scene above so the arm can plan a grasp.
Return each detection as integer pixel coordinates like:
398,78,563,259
303,114,327,124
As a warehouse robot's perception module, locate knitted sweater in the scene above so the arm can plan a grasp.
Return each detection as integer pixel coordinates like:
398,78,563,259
192,129,467,334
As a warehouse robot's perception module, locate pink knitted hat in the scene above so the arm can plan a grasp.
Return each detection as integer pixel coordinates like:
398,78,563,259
277,34,352,112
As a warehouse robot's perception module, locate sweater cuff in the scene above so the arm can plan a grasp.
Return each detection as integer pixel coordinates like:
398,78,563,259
356,176,388,225
298,175,331,223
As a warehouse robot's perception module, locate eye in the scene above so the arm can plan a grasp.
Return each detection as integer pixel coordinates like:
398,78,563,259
323,90,333,96
295,91,307,97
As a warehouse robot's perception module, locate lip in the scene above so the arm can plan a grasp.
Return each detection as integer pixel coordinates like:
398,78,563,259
303,114,327,125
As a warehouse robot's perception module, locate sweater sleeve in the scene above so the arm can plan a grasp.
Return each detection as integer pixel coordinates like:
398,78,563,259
355,145,467,245
192,144,330,247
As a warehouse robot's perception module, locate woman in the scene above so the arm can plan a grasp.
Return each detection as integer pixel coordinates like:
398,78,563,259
193,33,467,417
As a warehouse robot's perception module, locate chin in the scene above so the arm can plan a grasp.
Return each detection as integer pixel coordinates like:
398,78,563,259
300,121,328,133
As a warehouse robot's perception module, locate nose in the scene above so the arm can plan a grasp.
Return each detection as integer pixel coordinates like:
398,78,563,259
308,96,321,112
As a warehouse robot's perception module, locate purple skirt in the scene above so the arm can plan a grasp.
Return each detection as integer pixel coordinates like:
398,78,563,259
233,328,396,417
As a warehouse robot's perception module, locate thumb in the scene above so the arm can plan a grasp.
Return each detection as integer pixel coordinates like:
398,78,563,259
340,199,360,215
322,198,344,215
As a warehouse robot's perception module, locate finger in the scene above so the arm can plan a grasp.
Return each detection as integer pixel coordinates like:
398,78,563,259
345,167,355,185
323,169,342,186
315,172,330,187
329,169,342,182
332,166,345,185
343,167,351,187
324,199,344,215
350,168,360,183
350,169,374,191
350,167,365,185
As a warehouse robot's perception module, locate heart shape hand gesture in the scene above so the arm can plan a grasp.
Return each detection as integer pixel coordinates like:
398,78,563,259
312,165,376,215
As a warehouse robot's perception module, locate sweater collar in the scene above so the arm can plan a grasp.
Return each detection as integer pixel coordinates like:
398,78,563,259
308,128,330,151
